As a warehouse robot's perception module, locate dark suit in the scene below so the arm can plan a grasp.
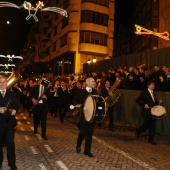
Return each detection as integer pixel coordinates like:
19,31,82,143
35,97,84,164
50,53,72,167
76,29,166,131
57,87,71,123
73,88,97,154
162,77,170,92
136,89,159,142
0,90,19,168
100,87,114,130
30,85,50,138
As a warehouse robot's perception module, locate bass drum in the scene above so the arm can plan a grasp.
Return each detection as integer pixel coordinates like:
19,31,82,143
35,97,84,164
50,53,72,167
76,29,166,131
83,95,106,123
151,105,166,119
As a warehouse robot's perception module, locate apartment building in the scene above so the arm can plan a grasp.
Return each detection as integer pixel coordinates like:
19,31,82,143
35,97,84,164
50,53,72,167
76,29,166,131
21,0,115,75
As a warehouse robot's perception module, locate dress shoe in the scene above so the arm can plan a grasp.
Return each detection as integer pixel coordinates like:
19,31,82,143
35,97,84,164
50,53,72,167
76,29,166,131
76,146,81,153
135,131,140,139
148,140,157,145
42,136,48,140
84,152,94,158
10,165,17,170
60,117,64,124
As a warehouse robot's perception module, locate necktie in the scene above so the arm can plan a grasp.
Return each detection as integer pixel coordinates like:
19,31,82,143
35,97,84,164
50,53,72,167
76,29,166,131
1,91,5,98
151,91,155,102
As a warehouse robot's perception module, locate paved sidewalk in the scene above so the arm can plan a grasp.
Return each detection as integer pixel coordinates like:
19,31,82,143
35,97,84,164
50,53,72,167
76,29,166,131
1,109,170,170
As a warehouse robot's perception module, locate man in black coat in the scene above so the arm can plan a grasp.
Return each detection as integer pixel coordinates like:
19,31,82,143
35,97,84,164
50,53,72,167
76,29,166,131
136,80,162,145
30,78,50,140
57,81,71,123
73,77,97,158
100,80,115,131
0,75,19,170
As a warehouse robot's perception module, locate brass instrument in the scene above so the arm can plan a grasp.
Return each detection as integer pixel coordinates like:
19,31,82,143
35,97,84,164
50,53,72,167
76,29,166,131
105,76,123,107
7,68,23,92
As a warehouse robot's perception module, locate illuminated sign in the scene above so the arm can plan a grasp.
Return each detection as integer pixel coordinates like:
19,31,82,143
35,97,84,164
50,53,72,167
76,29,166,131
135,24,169,41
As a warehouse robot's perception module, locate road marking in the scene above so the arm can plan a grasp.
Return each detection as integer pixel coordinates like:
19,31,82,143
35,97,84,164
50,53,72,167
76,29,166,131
24,135,30,141
26,121,31,124
39,163,47,170
44,145,53,153
93,136,156,170
23,116,27,119
20,127,25,131
56,161,69,170
30,146,38,154
36,134,42,140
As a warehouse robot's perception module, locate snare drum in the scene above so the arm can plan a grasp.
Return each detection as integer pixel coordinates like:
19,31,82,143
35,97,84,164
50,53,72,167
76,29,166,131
83,95,106,123
151,105,166,119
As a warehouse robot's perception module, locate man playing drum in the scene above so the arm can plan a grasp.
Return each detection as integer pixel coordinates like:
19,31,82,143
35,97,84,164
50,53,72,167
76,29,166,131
135,80,163,145
72,77,97,157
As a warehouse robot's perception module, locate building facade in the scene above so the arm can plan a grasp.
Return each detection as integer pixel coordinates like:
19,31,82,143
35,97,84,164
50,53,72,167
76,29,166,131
21,0,115,75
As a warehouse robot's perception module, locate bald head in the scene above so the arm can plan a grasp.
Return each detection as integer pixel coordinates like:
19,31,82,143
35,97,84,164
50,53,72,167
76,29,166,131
85,77,95,88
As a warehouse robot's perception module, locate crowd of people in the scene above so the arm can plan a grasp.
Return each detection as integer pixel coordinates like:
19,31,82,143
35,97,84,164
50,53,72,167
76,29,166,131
0,64,169,168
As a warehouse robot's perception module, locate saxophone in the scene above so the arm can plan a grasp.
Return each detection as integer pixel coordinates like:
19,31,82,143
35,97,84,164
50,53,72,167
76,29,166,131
105,76,123,107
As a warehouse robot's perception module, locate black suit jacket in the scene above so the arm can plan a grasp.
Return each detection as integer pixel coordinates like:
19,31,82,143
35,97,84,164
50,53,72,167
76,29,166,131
30,85,50,110
100,87,109,98
0,90,19,127
136,89,159,114
72,88,97,106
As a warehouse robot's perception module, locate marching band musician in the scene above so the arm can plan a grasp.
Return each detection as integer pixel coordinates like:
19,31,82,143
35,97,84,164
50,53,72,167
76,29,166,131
0,75,19,170
30,78,50,140
58,81,71,123
100,80,115,131
73,77,97,158
50,80,60,117
135,80,163,145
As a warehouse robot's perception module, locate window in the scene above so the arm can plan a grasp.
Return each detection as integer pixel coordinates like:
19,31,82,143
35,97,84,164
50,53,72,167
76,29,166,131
81,10,108,26
52,42,57,52
80,31,108,46
60,34,67,47
63,0,69,9
62,18,68,29
54,25,57,36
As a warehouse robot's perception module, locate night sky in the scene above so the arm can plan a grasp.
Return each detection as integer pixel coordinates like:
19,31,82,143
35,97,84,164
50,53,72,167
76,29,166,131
0,0,34,55
114,0,134,39
0,0,133,55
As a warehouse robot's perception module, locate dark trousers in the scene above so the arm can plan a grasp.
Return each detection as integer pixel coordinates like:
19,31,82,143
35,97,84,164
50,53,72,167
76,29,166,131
108,106,114,129
0,123,16,166
77,117,95,154
58,105,69,122
33,104,48,137
51,97,58,116
137,111,156,141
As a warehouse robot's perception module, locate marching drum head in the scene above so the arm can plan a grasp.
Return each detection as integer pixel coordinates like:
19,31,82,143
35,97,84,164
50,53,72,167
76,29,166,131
84,95,94,122
151,105,166,119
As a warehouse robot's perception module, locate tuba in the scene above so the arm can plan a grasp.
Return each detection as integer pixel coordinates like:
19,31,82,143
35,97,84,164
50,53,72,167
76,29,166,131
105,76,123,107
7,68,22,92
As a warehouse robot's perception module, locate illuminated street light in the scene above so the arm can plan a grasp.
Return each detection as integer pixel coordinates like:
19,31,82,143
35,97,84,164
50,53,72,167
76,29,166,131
87,59,91,64
92,57,96,63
